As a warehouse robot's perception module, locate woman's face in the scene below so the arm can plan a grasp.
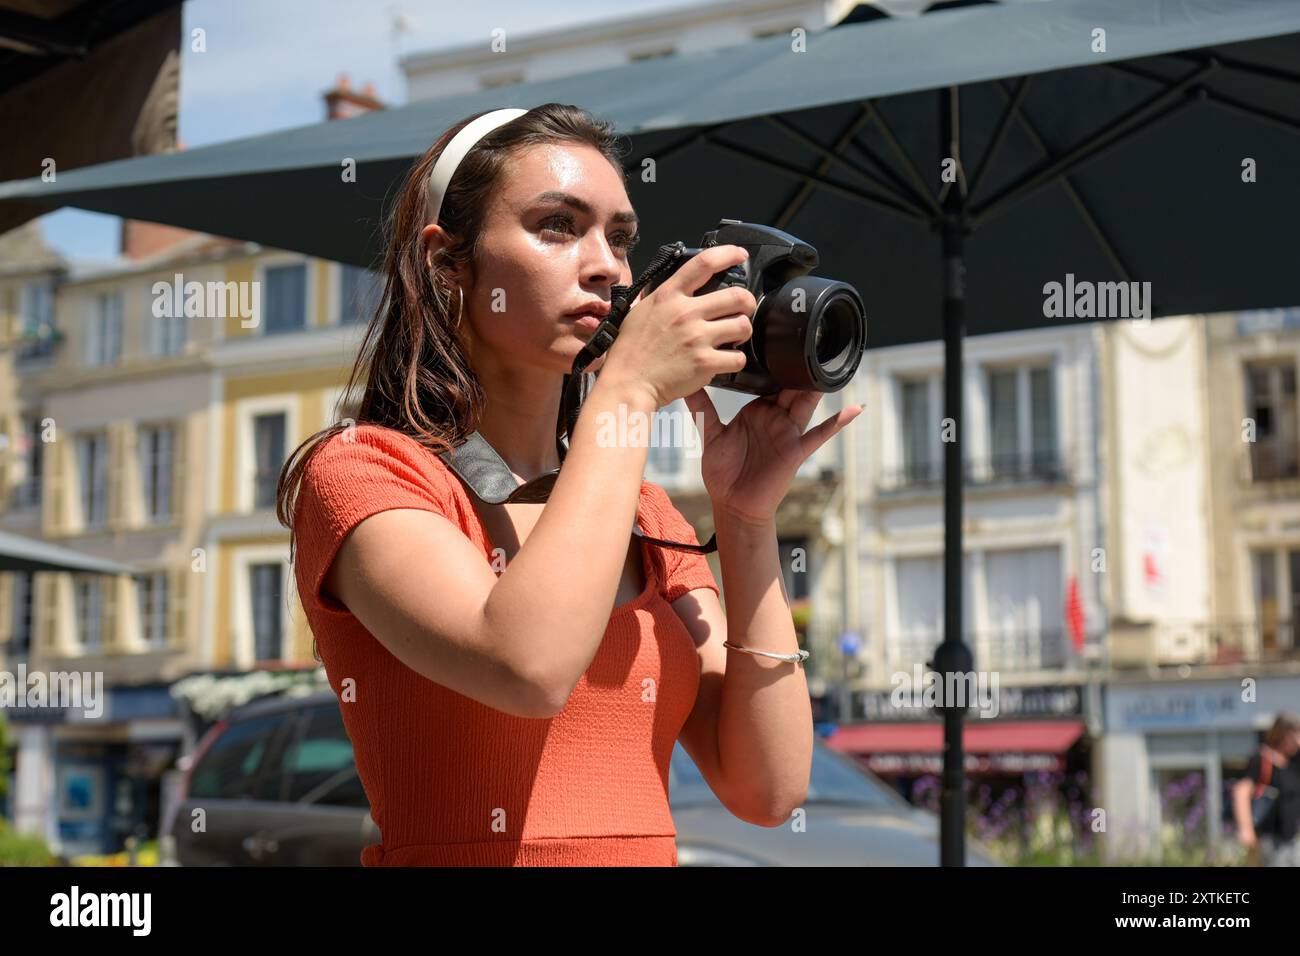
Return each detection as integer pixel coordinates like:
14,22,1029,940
459,142,639,376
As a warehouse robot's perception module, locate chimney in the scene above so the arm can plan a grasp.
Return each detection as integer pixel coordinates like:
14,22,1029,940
119,137,200,260
323,73,386,120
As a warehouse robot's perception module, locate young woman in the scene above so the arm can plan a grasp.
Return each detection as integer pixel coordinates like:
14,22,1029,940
277,103,862,866
1233,711,1300,866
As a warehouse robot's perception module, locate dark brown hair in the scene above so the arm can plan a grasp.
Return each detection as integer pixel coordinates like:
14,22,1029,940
1264,711,1300,749
275,103,629,658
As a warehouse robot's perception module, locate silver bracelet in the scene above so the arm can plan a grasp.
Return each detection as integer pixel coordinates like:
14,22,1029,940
723,640,810,664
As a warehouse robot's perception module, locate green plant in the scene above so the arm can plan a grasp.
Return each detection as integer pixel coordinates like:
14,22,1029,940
0,818,56,867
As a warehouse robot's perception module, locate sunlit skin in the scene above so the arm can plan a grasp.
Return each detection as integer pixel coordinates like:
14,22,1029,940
412,140,863,825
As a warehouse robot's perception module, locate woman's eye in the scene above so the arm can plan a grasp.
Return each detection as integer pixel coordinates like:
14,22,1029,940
540,215,639,254
540,215,574,237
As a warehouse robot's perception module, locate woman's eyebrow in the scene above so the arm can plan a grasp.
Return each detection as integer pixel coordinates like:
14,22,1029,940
530,190,638,226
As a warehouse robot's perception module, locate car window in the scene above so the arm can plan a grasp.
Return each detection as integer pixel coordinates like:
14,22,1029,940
189,713,287,800
669,740,905,809
283,704,359,804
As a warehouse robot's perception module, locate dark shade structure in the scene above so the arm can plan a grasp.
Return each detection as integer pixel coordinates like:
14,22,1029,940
0,529,136,576
4,0,1300,864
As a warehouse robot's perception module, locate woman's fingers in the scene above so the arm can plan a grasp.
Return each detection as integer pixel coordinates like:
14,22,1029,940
798,404,863,459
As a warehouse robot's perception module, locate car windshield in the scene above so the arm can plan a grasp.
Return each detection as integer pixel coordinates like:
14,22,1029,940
670,739,906,809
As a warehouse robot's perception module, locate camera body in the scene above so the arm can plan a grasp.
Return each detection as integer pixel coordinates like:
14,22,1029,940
642,219,867,395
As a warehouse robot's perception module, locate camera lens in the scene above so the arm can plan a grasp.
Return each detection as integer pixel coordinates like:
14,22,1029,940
813,295,859,376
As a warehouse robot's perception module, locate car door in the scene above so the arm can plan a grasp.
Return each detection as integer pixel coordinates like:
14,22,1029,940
173,709,297,866
247,701,376,866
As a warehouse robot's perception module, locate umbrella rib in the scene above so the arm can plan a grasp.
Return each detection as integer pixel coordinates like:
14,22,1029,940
861,99,942,217
971,61,1216,221
702,134,926,223
966,76,1030,202
993,82,1134,284
1167,49,1300,89
1108,60,1300,137
762,113,927,219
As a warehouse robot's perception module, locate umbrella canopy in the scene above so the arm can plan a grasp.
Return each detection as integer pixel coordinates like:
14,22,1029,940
0,528,137,575
1,0,1298,348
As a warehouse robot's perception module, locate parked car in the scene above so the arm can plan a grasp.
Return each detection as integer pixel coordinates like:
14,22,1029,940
166,689,997,866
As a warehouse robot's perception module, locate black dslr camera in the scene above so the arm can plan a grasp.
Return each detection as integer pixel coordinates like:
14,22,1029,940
641,219,867,395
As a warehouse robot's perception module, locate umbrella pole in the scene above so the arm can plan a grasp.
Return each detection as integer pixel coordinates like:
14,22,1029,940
934,86,974,867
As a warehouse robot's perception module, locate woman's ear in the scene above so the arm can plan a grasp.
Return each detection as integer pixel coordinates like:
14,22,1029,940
419,222,448,272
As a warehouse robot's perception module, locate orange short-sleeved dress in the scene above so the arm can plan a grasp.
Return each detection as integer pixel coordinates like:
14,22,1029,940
291,424,719,866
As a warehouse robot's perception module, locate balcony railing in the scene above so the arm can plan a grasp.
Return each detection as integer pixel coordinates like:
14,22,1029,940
878,447,1071,493
1114,619,1300,666
886,628,1074,674
1241,437,1300,485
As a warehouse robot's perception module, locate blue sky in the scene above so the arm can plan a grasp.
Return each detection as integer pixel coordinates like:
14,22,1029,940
40,0,701,260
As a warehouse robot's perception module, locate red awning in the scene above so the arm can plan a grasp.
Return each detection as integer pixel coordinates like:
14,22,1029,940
827,720,1086,756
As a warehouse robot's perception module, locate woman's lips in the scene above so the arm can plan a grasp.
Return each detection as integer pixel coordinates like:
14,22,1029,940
568,312,604,331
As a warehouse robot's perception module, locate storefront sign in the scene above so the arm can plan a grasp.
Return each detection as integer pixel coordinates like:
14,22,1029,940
855,684,1084,721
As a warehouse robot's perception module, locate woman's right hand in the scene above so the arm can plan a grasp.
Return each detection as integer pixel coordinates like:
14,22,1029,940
598,244,758,409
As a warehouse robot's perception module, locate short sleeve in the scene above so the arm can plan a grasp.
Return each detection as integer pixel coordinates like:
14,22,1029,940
1243,752,1262,784
641,482,719,604
293,425,461,614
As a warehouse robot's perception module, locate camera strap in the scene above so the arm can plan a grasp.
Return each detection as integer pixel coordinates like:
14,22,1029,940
555,240,687,465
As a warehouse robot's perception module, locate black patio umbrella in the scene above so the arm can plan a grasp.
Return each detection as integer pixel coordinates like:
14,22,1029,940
4,0,1300,864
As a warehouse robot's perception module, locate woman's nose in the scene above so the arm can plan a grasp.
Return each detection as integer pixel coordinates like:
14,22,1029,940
579,232,622,283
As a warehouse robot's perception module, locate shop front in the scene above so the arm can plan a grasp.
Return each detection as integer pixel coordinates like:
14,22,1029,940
4,683,182,858
1097,674,1300,862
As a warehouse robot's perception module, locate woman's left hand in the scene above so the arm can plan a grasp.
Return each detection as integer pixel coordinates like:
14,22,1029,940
682,387,863,526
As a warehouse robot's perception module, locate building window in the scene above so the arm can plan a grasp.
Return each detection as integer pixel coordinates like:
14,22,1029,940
1251,548,1299,656
155,304,188,356
1245,361,1298,481
900,377,935,484
10,571,34,657
135,572,169,648
85,292,123,366
250,562,284,662
339,265,383,324
139,424,174,523
983,546,1064,670
263,263,307,335
252,413,286,510
18,280,57,359
14,417,43,509
986,363,1057,480
889,554,977,670
75,577,103,654
76,430,109,529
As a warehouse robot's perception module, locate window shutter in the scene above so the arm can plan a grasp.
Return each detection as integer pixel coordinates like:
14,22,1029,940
107,422,126,529
37,573,61,654
123,423,140,527
168,566,188,650
0,574,12,648
43,430,66,533
170,421,186,523
102,574,118,652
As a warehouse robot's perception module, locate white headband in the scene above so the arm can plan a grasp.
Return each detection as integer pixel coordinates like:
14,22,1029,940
426,107,529,226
